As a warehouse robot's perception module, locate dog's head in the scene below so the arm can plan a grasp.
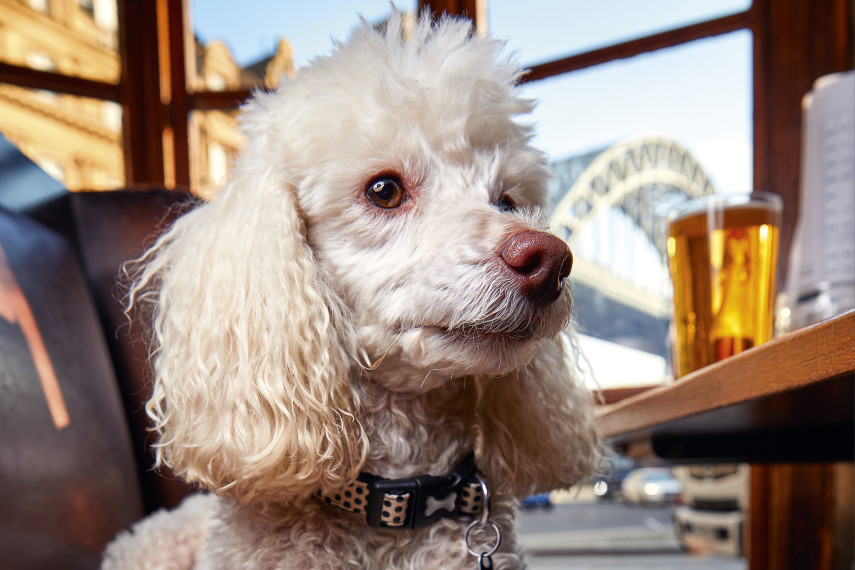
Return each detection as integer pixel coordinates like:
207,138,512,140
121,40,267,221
130,12,594,503
240,13,573,389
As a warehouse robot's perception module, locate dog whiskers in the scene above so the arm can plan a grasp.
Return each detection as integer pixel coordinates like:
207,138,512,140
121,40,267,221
359,330,404,371
420,368,439,390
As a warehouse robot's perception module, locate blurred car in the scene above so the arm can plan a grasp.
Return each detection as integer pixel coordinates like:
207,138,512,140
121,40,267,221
673,464,748,557
592,453,635,500
519,492,552,509
621,468,683,505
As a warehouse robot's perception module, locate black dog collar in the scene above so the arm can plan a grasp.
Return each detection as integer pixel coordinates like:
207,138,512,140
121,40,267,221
315,452,485,530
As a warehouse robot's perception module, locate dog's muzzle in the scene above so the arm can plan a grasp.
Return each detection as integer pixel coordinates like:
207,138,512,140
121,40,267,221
315,453,485,530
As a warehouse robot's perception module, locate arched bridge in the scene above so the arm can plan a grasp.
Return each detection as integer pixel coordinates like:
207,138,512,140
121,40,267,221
549,136,716,259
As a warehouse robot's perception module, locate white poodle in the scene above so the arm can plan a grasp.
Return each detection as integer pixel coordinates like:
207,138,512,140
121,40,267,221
103,11,598,570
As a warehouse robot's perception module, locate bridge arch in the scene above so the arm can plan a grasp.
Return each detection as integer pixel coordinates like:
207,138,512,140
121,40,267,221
549,136,716,258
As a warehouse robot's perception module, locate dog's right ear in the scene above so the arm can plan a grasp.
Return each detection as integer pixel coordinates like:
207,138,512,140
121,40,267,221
127,168,367,504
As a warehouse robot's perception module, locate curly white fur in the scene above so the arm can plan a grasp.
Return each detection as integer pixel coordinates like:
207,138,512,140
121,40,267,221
104,10,599,570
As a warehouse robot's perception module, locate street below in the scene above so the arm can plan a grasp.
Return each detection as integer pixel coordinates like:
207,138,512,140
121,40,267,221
516,500,747,569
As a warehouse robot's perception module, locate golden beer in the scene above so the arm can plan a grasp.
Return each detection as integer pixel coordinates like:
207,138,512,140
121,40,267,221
667,193,781,378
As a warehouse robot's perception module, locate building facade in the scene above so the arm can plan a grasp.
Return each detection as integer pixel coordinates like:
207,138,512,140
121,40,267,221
0,0,294,197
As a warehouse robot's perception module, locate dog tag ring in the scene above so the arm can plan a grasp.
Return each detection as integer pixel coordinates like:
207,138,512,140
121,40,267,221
464,473,501,570
465,521,500,569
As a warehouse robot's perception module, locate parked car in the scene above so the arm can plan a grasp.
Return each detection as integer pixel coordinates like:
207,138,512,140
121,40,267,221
621,468,683,505
592,453,635,501
672,464,748,557
519,492,552,509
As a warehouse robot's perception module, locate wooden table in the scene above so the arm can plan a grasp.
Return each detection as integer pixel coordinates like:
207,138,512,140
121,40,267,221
595,310,855,570
597,309,854,464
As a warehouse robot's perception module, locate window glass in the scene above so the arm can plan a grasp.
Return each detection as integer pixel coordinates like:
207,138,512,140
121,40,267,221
191,1,415,90
527,32,752,188
489,0,751,65
189,109,243,200
188,2,416,196
0,86,124,191
523,31,752,388
0,0,120,83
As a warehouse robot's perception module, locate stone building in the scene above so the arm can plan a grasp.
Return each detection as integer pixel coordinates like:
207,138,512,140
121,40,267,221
0,0,294,196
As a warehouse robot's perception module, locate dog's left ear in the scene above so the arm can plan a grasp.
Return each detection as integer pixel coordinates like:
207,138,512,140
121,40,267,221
475,337,599,497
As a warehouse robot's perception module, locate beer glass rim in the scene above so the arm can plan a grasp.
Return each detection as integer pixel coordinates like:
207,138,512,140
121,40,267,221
666,191,783,223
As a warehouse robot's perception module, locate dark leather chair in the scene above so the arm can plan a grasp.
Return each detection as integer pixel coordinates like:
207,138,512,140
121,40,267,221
0,189,196,569
0,206,143,569
28,190,198,514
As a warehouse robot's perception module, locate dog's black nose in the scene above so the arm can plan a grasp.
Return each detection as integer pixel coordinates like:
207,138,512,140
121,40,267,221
500,230,573,304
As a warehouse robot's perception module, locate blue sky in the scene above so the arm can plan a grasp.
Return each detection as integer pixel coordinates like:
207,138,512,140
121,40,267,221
191,1,405,68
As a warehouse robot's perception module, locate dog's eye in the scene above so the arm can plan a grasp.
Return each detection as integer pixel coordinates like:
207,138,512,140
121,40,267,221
497,195,517,212
366,177,405,208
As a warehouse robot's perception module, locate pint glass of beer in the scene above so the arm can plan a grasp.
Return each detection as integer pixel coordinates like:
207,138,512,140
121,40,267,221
666,192,782,378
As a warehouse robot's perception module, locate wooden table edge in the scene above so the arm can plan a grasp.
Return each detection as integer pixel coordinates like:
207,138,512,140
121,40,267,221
596,309,855,438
